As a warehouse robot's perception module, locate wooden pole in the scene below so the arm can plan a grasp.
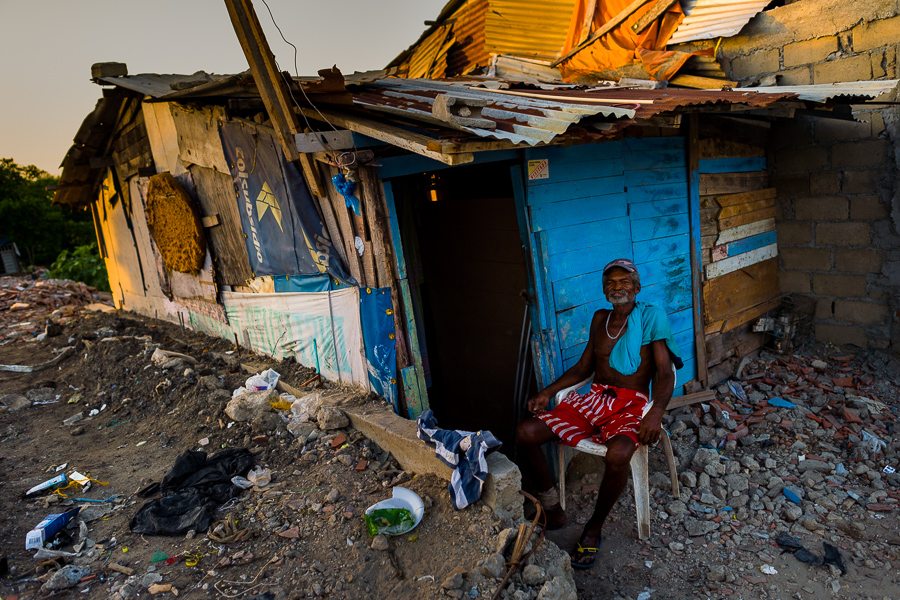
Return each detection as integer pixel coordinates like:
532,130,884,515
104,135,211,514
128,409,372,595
223,0,326,197
686,114,709,386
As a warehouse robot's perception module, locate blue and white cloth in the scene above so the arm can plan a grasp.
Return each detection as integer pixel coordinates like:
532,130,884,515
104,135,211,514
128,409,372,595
416,410,502,510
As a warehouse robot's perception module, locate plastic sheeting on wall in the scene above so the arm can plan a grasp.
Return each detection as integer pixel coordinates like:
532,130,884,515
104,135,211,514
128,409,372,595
218,120,354,285
359,287,398,411
221,288,367,387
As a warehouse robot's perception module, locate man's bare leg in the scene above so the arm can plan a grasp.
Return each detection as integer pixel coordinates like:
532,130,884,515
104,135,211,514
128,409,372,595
515,418,566,528
572,435,636,565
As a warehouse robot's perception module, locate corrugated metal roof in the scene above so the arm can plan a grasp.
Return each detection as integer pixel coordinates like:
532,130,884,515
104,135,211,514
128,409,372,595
668,0,770,45
740,80,899,102
352,78,635,145
97,72,252,99
484,0,576,61
445,0,489,75
407,25,454,78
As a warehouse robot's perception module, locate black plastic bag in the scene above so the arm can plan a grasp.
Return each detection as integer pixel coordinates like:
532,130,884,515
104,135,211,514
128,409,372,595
130,449,253,535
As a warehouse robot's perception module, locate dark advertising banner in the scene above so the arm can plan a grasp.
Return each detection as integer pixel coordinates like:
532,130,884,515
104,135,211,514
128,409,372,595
219,120,354,284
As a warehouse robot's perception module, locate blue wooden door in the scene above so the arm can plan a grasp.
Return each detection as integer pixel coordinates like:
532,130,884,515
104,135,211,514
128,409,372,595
519,137,697,395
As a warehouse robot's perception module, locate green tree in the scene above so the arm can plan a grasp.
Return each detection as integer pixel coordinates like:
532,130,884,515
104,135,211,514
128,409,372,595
0,158,95,267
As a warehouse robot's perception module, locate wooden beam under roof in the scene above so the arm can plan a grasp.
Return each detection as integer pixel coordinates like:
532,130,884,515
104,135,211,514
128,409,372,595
298,107,474,166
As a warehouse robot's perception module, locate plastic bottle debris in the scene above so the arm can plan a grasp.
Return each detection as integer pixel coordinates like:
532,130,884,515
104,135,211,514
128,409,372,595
727,381,747,402
884,465,896,474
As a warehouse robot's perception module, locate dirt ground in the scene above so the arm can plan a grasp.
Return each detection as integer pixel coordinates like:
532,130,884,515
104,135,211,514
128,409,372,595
1,283,900,599
0,306,575,600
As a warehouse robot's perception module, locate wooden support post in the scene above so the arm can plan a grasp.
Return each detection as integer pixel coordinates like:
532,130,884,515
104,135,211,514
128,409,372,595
223,0,326,198
380,181,411,372
358,167,391,287
321,163,365,286
686,115,709,386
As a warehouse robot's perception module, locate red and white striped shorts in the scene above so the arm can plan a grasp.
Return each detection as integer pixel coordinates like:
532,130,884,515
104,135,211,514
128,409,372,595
537,383,648,447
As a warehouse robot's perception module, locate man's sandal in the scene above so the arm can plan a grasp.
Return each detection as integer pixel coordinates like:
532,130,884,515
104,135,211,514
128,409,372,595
570,538,603,569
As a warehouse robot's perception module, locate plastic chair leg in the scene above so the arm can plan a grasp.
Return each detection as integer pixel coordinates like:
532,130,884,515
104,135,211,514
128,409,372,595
557,444,567,511
660,430,680,500
630,444,651,540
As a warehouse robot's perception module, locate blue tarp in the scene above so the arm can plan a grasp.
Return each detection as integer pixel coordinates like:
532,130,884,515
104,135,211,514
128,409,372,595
218,120,354,284
272,274,350,293
359,287,398,410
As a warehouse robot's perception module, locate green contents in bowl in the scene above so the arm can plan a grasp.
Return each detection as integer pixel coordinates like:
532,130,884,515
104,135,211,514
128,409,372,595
364,508,415,536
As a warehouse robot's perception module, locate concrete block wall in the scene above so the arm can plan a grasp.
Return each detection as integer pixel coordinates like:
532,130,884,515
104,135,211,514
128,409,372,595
717,0,900,351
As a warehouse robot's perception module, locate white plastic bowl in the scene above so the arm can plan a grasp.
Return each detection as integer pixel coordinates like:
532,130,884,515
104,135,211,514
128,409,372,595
364,487,425,536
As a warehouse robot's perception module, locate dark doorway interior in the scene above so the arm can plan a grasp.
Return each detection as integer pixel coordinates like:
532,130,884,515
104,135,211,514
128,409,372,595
394,163,534,448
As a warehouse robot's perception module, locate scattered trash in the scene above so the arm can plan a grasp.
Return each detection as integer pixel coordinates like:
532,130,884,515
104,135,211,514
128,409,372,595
63,412,84,425
776,533,846,575
760,564,778,575
232,369,281,398
767,397,797,409
883,465,896,474
26,507,81,550
55,463,68,472
41,565,90,593
782,488,802,505
151,550,169,562
727,380,747,403
246,466,272,491
364,487,424,537
151,347,198,369
26,474,67,496
130,448,254,535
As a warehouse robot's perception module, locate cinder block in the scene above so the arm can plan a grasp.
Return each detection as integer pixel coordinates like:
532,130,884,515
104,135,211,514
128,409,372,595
776,221,812,245
815,298,834,320
870,46,897,79
809,171,840,195
771,119,814,150
731,49,780,80
813,55,872,84
850,195,890,219
842,169,881,194
794,196,848,220
781,247,831,271
834,300,888,325
814,118,871,142
816,222,871,246
831,140,889,168
778,67,812,86
853,16,900,52
815,323,868,348
834,248,883,273
773,174,810,196
869,111,886,135
812,273,867,297
783,36,838,68
776,147,827,173
780,271,811,294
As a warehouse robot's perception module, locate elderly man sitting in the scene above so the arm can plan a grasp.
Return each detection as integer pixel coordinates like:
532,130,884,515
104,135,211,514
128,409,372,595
516,258,683,569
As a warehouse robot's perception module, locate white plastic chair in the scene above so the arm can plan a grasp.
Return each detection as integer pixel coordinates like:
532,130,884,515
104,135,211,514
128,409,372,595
554,367,680,540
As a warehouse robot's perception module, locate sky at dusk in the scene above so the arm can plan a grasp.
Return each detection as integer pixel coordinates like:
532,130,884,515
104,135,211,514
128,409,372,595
0,0,447,174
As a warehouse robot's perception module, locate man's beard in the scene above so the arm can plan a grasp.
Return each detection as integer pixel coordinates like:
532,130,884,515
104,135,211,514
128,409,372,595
607,291,635,305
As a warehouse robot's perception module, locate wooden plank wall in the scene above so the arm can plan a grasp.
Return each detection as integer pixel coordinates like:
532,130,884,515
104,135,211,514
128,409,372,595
523,135,698,394
698,116,779,385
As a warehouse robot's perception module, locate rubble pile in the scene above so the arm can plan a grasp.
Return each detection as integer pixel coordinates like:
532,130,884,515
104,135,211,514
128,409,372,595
0,273,111,344
637,346,900,596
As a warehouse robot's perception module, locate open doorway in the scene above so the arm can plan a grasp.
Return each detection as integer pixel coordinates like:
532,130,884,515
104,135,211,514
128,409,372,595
392,162,535,448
